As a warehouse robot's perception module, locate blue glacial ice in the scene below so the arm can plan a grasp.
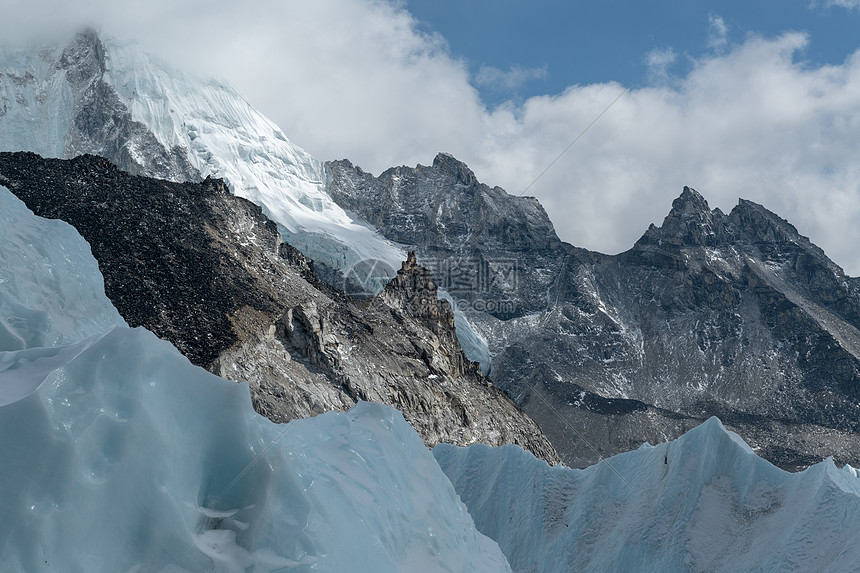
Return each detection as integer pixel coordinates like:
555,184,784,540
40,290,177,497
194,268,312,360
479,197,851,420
435,416,860,572
0,184,510,572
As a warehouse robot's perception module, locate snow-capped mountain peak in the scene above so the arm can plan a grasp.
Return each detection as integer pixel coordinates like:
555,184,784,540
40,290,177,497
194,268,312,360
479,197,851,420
0,30,406,280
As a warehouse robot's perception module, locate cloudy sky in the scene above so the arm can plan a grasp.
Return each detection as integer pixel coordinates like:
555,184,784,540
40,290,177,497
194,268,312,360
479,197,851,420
4,0,860,274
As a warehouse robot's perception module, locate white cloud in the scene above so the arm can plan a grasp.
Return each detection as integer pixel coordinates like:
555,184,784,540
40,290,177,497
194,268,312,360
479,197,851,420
4,1,860,276
474,31,860,276
707,14,729,52
645,47,678,83
475,64,548,91
821,0,860,8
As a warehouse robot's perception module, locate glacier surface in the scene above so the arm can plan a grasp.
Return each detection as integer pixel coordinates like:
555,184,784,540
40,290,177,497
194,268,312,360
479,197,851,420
435,417,860,572
0,186,511,572
0,186,123,351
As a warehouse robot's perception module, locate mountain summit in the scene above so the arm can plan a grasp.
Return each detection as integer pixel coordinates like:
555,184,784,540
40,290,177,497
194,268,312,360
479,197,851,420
635,186,729,250
0,29,198,181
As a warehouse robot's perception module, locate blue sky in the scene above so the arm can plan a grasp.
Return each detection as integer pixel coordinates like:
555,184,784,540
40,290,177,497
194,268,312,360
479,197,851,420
406,1,860,105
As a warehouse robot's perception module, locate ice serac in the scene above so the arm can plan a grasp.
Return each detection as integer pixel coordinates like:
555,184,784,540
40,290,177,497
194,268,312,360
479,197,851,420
0,31,406,289
326,155,860,471
0,151,559,464
0,182,512,573
0,184,123,352
1,336,512,573
435,418,860,572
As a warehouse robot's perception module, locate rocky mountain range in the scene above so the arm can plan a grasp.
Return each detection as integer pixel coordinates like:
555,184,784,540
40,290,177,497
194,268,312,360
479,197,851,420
4,30,860,473
326,155,860,471
0,151,558,464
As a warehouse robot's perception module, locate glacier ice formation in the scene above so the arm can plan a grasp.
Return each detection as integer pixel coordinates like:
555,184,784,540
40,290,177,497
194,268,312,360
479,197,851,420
0,184,511,572
435,416,860,572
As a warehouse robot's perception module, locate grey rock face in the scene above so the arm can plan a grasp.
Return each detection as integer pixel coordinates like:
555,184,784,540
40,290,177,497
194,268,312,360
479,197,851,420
326,155,860,471
327,154,564,318
0,151,559,464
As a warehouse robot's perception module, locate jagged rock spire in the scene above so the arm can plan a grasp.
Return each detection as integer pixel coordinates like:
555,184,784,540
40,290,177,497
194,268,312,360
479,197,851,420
380,251,455,330
670,186,711,217
635,186,728,250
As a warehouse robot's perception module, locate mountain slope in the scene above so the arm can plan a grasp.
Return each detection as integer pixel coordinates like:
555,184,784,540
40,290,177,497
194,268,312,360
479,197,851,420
327,155,860,471
0,151,558,463
435,418,860,572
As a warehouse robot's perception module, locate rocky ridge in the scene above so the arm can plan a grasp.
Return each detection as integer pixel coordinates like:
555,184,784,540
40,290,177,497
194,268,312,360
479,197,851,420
0,151,559,464
326,155,860,470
